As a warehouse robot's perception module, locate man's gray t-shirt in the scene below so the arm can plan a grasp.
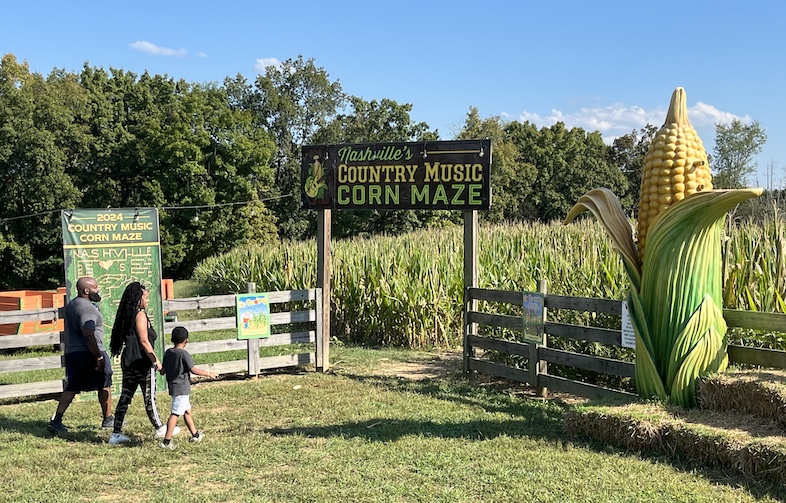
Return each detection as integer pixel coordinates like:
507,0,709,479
63,297,105,354
163,347,194,396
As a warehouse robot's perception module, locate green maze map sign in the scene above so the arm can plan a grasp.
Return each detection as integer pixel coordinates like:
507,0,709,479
301,139,491,211
61,208,165,395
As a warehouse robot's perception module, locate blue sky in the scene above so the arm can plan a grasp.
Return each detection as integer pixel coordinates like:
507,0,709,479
3,1,784,187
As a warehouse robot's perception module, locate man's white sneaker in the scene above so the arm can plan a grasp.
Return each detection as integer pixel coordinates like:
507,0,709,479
108,432,131,445
154,425,181,438
190,431,205,443
159,441,176,450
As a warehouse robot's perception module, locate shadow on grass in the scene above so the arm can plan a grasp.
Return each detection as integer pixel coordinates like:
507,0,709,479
267,416,560,442
0,415,109,444
297,370,786,501
268,371,574,442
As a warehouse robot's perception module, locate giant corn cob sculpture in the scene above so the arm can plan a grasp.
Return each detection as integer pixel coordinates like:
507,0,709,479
565,88,762,407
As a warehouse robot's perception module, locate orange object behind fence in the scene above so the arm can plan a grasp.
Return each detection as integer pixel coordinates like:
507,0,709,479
0,281,173,336
161,279,174,300
0,289,66,335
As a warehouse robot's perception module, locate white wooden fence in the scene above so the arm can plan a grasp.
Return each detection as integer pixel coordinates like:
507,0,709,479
0,289,324,400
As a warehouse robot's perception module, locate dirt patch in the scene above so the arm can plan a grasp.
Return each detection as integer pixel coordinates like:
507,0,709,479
374,351,463,380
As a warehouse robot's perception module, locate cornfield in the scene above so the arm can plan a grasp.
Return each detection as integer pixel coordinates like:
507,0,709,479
192,217,786,349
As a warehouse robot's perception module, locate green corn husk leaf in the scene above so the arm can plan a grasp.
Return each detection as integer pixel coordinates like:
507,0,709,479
668,323,727,407
665,294,728,405
640,188,761,406
628,289,668,400
564,188,641,291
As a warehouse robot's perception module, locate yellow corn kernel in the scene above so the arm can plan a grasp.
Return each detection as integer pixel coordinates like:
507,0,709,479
637,87,712,262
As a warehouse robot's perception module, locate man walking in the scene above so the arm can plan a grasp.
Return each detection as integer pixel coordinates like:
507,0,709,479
48,276,114,434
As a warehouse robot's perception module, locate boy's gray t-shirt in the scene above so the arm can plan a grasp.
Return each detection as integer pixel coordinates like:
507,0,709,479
63,297,105,354
163,347,194,396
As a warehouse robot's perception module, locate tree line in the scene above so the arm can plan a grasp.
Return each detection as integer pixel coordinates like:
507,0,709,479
0,53,769,289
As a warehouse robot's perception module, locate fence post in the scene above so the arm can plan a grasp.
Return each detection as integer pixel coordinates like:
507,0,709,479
537,279,548,397
246,282,260,379
315,287,324,371
316,209,331,372
463,210,478,374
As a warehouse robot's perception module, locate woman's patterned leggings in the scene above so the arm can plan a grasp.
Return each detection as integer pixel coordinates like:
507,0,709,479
113,365,163,433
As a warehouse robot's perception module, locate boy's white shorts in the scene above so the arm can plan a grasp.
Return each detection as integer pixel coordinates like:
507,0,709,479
171,394,192,416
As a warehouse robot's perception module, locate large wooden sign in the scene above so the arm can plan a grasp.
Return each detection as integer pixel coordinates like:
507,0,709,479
301,139,491,210
61,208,165,395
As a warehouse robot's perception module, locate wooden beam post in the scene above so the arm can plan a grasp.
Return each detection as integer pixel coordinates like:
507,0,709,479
463,210,479,374
246,282,260,379
537,279,548,397
316,209,331,372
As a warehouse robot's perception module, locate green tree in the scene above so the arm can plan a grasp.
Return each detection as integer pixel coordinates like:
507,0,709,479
75,67,277,277
712,119,767,188
0,231,35,290
0,54,84,286
456,108,530,223
0,56,278,286
511,122,626,222
609,124,658,215
252,56,346,240
313,96,441,238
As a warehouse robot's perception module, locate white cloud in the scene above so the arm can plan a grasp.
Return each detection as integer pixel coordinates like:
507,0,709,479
254,57,282,73
515,102,751,145
196,51,208,58
690,102,751,128
129,41,187,57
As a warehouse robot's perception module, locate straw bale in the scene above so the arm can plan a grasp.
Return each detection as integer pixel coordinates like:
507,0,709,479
697,370,786,427
564,401,786,486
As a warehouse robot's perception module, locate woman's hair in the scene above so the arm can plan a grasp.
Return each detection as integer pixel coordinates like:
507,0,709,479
110,282,146,356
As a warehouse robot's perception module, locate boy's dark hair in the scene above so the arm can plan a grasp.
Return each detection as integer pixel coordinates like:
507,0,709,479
172,326,189,344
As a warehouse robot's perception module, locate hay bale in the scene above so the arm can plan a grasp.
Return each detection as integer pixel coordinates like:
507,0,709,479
564,401,786,487
564,404,668,453
697,370,786,427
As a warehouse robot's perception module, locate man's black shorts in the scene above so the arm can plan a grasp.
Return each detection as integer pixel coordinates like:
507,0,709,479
63,350,112,392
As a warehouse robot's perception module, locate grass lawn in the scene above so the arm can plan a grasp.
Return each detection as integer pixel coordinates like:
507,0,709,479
1,346,784,502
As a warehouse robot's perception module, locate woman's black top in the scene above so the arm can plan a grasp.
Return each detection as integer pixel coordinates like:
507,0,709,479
121,312,158,370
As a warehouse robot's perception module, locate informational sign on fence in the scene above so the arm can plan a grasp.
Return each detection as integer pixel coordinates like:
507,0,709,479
522,292,545,344
301,139,491,211
620,301,636,349
236,293,271,340
61,208,165,395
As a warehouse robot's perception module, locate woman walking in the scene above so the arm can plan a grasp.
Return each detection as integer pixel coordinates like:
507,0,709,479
108,282,179,444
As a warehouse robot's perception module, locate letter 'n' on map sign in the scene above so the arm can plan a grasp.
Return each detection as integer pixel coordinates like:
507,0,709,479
301,139,491,210
61,208,165,395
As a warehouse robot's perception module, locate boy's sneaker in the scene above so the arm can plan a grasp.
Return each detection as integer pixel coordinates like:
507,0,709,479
108,432,131,445
190,431,205,443
154,425,181,438
47,420,67,435
101,415,115,429
159,441,176,450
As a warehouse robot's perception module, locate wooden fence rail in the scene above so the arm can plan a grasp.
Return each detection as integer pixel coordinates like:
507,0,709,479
0,289,323,400
465,286,786,400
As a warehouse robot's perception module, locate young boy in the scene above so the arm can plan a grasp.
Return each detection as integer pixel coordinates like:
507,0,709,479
160,326,215,449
